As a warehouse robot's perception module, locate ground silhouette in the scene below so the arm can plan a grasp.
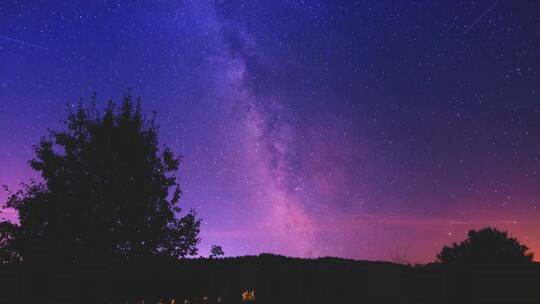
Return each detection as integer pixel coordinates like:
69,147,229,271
0,254,538,303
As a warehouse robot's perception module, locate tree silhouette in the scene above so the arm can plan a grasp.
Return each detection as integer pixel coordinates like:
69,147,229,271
0,93,200,263
437,227,533,264
0,220,19,263
209,245,224,258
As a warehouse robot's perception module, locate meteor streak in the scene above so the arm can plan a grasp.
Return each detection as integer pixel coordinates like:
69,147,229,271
464,0,498,34
0,35,51,51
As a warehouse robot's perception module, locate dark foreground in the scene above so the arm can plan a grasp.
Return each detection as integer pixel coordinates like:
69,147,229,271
1,254,539,303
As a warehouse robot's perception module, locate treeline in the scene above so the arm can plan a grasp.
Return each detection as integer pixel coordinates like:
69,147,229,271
1,254,539,303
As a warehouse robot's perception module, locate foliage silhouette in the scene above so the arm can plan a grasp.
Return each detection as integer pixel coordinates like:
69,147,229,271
2,254,539,303
0,93,200,263
209,245,224,258
437,227,533,264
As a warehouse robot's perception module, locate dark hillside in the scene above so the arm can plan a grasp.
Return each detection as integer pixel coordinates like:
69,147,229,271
1,254,539,303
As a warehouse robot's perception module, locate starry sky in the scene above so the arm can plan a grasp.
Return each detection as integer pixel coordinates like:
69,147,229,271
1,0,539,263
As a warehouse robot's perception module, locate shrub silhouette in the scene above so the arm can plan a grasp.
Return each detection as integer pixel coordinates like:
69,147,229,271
437,227,533,264
210,245,224,258
0,93,200,263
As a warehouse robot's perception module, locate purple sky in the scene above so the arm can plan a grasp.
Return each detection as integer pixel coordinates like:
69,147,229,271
1,0,539,263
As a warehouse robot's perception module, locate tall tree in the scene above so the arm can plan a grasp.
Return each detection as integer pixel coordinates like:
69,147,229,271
437,227,533,264
0,93,200,263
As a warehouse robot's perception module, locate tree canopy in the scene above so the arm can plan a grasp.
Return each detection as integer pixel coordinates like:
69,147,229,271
437,227,533,264
0,93,200,263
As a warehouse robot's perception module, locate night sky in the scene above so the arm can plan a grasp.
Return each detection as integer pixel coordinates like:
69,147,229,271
1,1,539,263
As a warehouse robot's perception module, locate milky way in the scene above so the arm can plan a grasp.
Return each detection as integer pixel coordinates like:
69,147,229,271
1,0,539,263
